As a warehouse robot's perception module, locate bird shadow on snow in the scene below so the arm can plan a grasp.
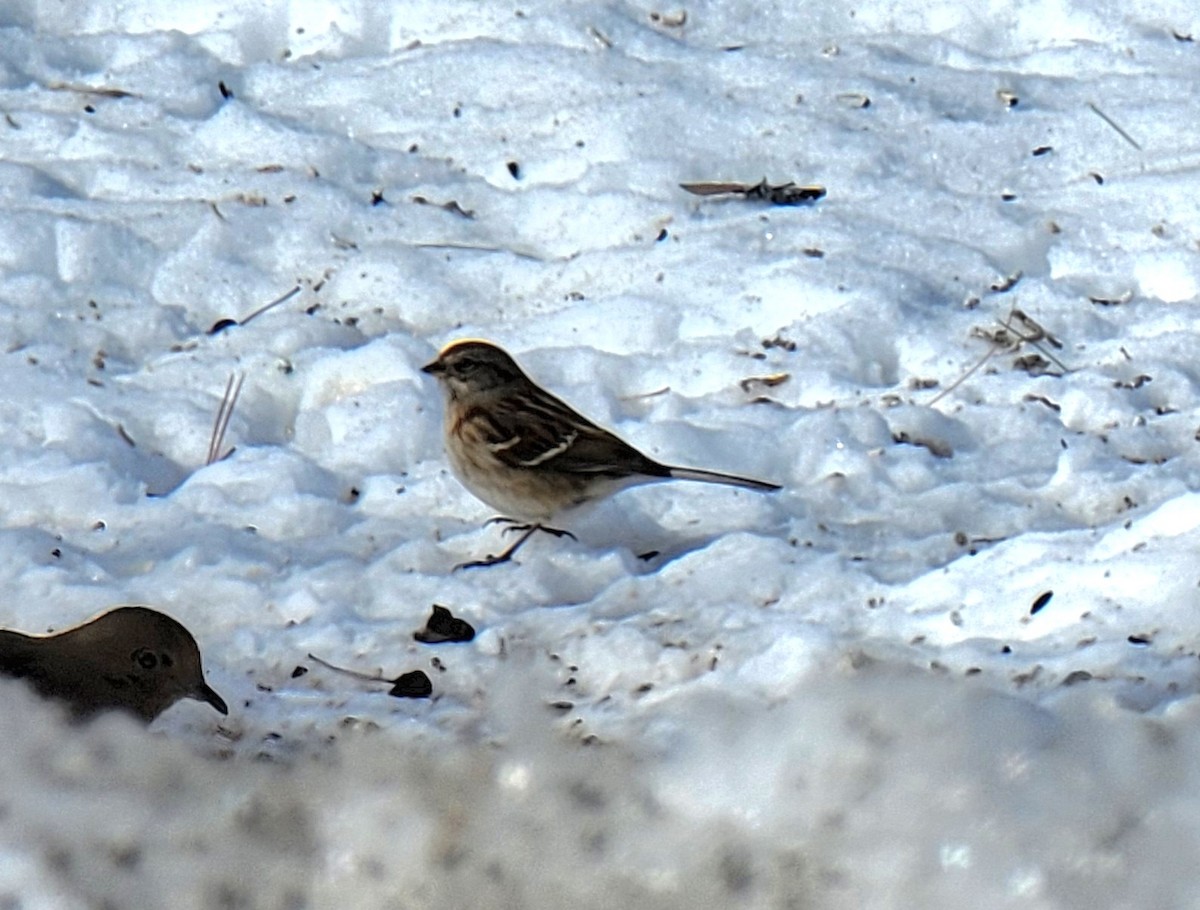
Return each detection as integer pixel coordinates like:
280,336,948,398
541,495,787,575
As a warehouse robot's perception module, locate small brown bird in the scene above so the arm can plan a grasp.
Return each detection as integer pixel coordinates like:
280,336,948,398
423,339,780,566
0,606,228,722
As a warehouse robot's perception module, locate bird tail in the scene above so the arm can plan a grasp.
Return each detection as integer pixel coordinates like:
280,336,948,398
666,466,780,492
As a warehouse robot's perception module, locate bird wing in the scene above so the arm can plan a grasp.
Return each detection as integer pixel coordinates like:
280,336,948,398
479,387,668,479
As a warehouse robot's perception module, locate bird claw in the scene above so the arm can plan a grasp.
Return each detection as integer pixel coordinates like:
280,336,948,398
537,526,576,541
499,522,534,538
453,522,576,570
454,553,514,571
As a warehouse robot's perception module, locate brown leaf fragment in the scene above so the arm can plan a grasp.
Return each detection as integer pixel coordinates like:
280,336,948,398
680,181,752,196
411,195,476,219
1114,374,1151,390
680,179,825,205
649,9,687,27
990,271,1022,293
1023,393,1061,412
1013,353,1053,375
761,333,797,352
1030,590,1053,615
48,81,138,99
1011,310,1063,349
892,431,953,458
739,372,790,392
836,92,870,108
1089,291,1133,306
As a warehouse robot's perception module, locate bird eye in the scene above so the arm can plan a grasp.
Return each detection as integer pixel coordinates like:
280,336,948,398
133,648,158,670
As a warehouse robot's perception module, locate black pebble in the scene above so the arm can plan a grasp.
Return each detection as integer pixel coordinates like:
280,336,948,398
1030,590,1053,615
414,605,476,644
389,671,432,698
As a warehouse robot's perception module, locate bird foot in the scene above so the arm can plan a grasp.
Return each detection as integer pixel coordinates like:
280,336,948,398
482,517,576,540
454,522,576,570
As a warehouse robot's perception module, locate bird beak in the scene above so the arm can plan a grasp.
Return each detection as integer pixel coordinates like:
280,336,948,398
194,681,229,715
421,358,444,375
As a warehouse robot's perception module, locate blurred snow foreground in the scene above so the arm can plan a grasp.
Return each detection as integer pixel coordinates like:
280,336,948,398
1,0,1200,907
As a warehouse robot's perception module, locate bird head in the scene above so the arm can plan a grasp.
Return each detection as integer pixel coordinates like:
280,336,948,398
81,607,229,721
422,340,526,400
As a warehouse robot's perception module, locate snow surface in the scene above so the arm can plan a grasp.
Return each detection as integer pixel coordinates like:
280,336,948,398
1,0,1200,906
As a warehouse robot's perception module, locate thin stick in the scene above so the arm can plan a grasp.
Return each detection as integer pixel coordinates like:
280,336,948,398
928,344,1005,406
239,285,301,327
413,240,552,262
307,652,387,683
587,25,613,48
207,372,245,465
929,308,1069,407
1009,310,1069,373
1087,102,1142,150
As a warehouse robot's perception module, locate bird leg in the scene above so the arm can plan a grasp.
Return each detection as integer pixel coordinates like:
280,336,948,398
455,520,576,570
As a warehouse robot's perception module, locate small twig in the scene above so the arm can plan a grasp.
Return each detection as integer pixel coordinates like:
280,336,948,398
928,344,1005,406
1087,102,1142,150
239,284,302,326
1012,309,1061,348
209,285,302,335
1008,309,1069,370
307,652,433,698
620,386,670,401
930,308,1068,406
307,653,387,683
46,81,138,99
413,240,552,262
588,25,613,48
207,372,245,465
